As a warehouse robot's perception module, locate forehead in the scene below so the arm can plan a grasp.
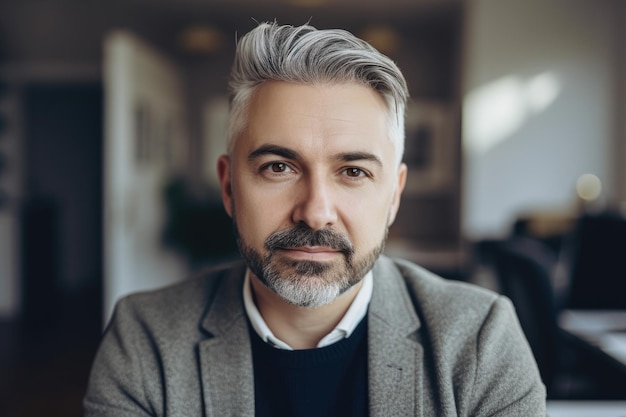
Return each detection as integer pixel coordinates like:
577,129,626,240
237,81,393,161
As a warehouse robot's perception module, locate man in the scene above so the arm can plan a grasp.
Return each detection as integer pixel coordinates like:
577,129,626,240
84,22,546,416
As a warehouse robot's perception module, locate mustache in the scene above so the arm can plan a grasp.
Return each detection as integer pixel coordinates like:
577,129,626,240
265,223,354,256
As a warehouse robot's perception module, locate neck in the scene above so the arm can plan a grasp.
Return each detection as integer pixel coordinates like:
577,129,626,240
249,275,363,349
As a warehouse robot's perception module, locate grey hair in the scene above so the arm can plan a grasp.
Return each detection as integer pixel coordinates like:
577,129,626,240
227,22,409,166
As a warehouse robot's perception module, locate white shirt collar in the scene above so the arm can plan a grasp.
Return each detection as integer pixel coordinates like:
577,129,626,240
243,269,373,350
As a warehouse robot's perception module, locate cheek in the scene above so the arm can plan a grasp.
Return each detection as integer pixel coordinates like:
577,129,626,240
232,181,290,248
339,190,393,248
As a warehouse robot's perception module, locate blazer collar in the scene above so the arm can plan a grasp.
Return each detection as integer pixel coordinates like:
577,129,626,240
368,255,424,417
199,261,256,416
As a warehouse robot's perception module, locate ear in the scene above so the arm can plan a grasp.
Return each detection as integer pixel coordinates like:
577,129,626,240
387,162,407,227
217,154,233,218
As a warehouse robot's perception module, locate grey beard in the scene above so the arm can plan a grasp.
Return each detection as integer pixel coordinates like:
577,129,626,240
233,219,385,308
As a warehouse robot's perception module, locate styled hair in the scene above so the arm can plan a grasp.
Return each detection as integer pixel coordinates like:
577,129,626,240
227,22,409,166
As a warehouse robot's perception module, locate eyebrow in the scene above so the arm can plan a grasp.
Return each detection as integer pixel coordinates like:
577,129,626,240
247,144,383,167
248,145,300,161
335,152,383,167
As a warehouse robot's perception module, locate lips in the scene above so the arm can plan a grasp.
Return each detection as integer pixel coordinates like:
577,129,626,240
277,246,342,261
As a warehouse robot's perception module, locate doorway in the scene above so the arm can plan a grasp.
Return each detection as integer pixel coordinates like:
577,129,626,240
21,82,103,344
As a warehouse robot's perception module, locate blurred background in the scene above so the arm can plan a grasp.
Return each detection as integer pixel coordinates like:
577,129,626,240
1,0,626,415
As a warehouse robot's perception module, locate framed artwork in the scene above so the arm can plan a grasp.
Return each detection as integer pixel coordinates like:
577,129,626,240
135,99,186,171
403,101,457,195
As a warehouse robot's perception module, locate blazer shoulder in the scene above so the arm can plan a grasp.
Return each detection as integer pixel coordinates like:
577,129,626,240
110,261,246,332
382,256,502,330
390,257,498,303
374,256,546,415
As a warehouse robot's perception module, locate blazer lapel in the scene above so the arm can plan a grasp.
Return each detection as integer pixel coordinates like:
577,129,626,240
198,263,255,417
368,256,424,417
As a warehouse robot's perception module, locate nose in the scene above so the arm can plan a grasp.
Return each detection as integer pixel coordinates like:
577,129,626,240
291,175,338,231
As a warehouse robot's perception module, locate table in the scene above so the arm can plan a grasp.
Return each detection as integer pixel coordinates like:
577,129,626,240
558,310,626,372
547,400,626,417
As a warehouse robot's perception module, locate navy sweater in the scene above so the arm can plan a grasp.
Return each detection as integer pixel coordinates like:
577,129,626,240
250,317,369,417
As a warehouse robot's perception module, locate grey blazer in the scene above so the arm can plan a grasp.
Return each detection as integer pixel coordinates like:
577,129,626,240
84,256,546,416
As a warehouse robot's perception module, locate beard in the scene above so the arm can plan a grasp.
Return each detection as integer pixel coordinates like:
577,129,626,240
233,217,386,308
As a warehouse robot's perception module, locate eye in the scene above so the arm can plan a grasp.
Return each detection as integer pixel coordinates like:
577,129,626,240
270,162,288,173
260,162,295,175
344,167,366,178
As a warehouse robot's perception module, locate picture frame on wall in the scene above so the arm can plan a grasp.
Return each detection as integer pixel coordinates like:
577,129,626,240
134,99,188,172
403,101,457,195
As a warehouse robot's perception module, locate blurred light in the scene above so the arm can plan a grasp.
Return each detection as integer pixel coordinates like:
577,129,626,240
464,71,561,155
179,26,224,54
576,173,602,201
464,76,525,155
526,72,561,113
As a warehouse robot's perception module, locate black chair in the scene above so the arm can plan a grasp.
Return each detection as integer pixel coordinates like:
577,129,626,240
487,237,560,393
563,212,626,309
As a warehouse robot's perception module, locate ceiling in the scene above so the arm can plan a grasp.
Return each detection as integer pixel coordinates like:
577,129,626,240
0,0,461,64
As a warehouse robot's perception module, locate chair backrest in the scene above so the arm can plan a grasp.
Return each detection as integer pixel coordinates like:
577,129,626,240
490,237,559,391
565,213,626,309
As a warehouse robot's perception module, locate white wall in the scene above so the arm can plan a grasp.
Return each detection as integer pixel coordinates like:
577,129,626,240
103,31,190,322
462,0,617,239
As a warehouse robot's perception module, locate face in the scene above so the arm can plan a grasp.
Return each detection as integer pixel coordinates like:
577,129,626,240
218,81,406,308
